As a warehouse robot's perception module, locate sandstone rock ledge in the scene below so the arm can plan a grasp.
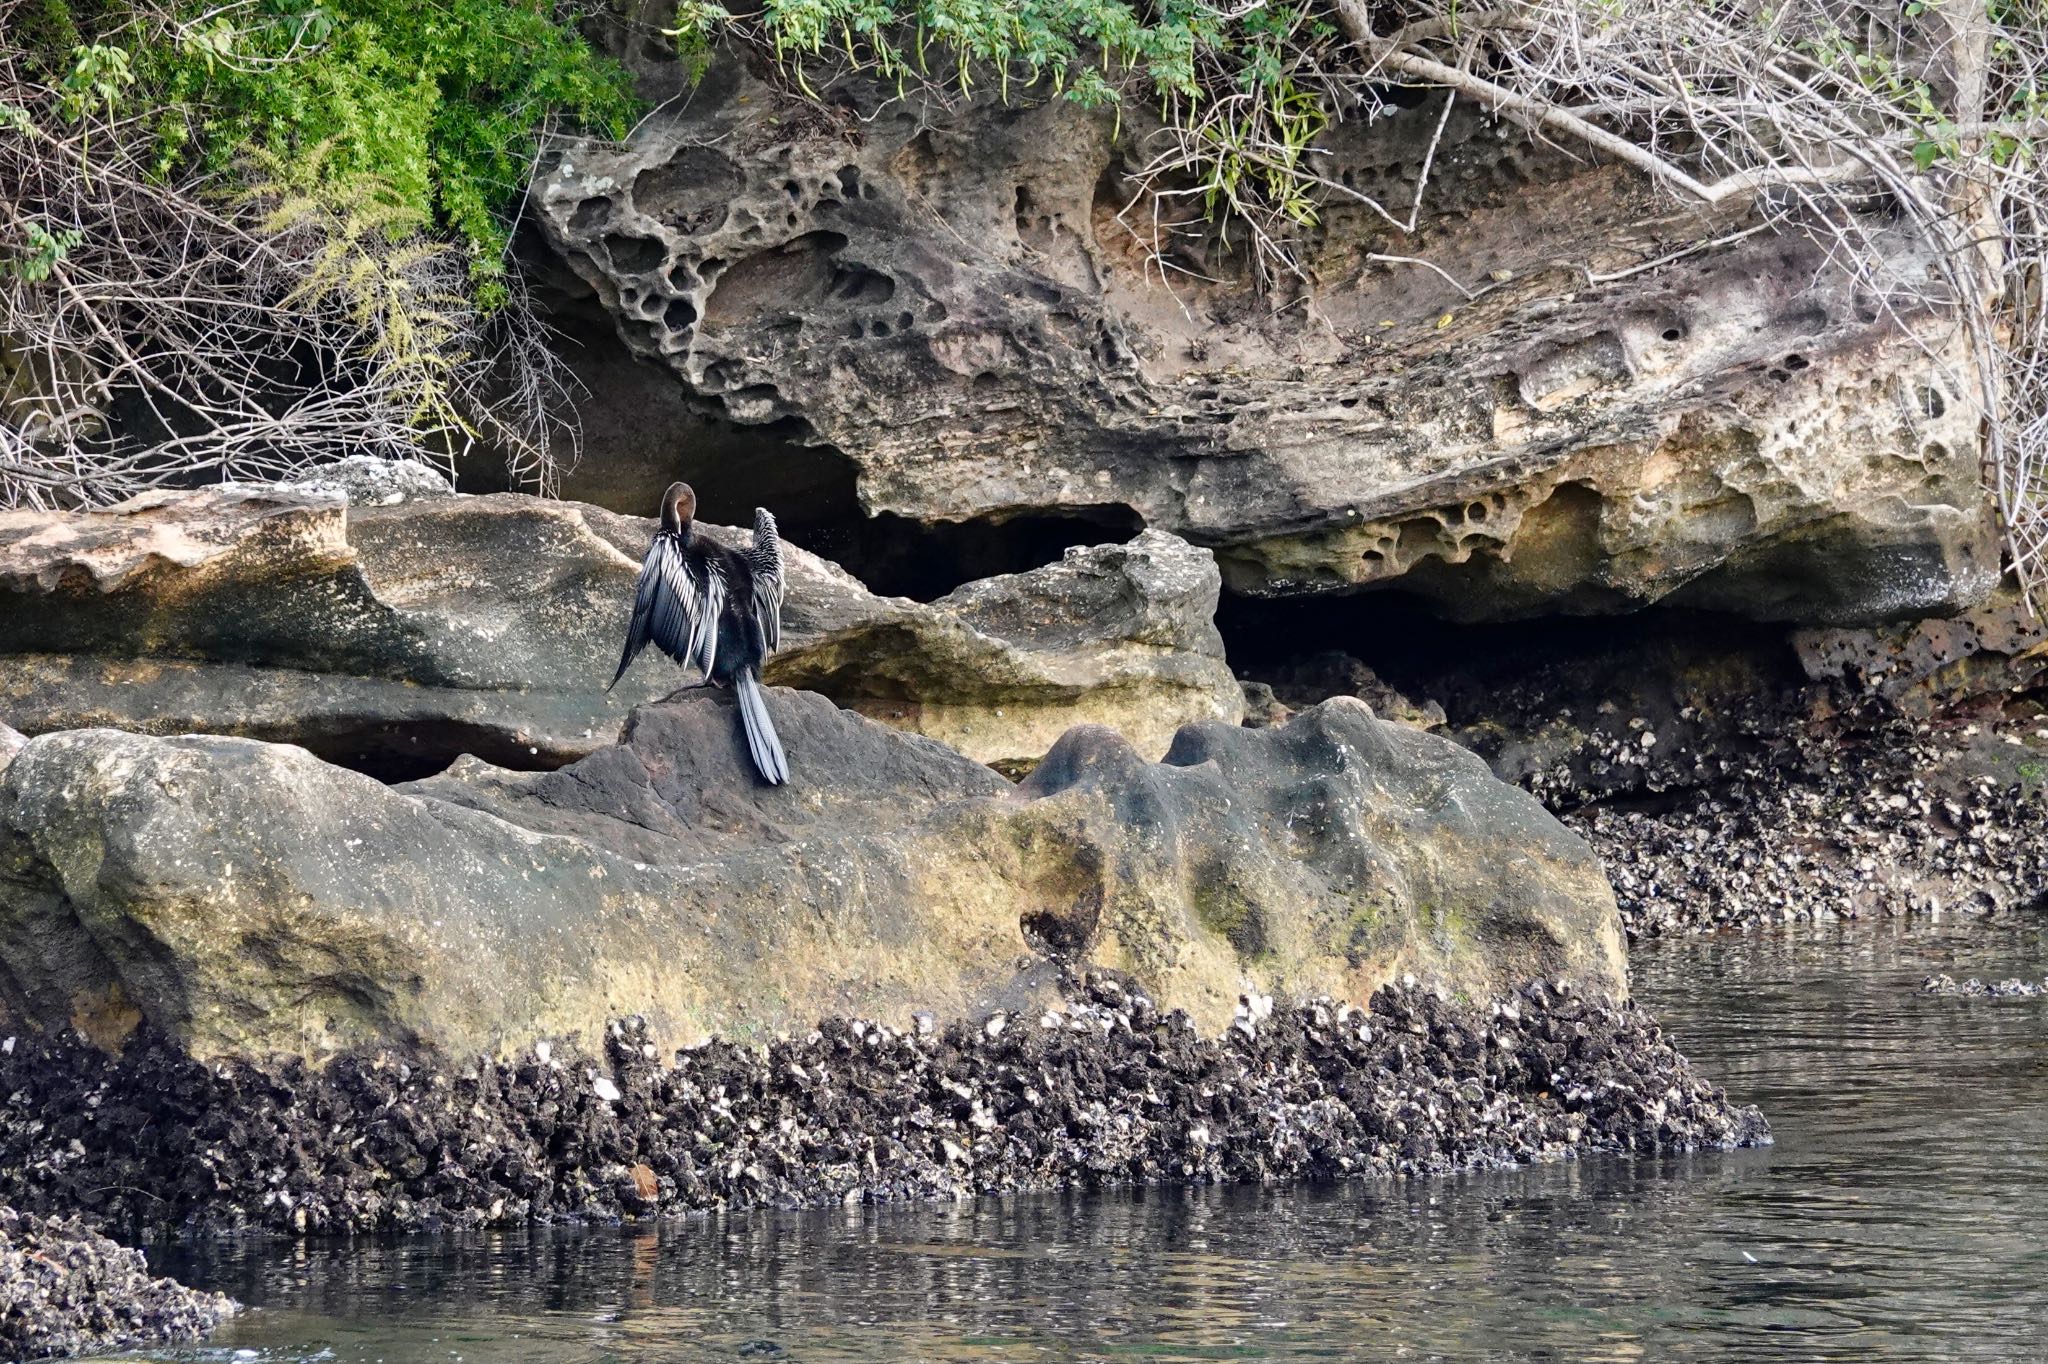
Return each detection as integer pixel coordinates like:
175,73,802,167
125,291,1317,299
0,483,1240,774
0,694,1622,1060
537,63,1995,625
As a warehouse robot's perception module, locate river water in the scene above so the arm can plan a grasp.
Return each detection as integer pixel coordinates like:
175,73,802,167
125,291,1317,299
112,913,2047,1364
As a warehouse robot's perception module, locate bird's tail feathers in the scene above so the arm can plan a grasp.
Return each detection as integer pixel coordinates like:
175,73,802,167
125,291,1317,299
734,670,789,785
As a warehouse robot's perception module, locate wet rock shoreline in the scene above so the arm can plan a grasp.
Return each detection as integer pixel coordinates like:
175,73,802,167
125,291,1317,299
0,978,1765,1240
1234,588,2047,944
1568,710,2048,940
0,1207,236,1360
1920,973,2048,997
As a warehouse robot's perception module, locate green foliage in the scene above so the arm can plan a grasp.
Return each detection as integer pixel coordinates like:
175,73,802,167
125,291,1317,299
43,0,638,306
13,0,85,69
681,0,1327,108
666,0,730,84
56,41,132,123
54,39,134,170
0,220,85,281
168,0,636,298
1809,12,2044,176
246,141,471,431
678,0,1345,256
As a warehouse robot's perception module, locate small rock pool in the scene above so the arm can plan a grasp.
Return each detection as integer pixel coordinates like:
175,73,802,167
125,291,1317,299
103,913,2047,1363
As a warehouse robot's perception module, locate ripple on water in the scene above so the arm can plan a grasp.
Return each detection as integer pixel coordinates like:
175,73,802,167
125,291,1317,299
114,914,2047,1364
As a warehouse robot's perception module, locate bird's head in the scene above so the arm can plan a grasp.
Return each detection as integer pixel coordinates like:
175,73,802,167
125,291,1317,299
661,481,697,533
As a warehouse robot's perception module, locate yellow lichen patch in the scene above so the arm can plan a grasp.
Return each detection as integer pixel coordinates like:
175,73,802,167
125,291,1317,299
69,983,142,1052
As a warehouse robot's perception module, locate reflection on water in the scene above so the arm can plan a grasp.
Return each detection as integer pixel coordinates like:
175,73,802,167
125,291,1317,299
114,914,2046,1364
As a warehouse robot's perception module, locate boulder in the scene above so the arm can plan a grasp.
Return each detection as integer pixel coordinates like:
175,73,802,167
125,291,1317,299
0,484,1240,775
0,695,1624,1060
769,529,1243,772
534,62,1996,625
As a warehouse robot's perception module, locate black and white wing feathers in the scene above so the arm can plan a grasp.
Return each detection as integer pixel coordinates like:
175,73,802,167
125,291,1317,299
747,508,785,654
609,533,725,688
661,538,725,677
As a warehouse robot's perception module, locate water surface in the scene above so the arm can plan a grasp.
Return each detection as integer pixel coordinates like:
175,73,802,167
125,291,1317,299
116,914,2048,1363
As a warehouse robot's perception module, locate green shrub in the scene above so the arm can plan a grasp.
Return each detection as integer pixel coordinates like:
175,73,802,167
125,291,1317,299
26,0,639,308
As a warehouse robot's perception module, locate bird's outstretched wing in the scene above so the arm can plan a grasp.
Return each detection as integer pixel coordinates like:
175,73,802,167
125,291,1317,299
610,534,726,689
747,508,785,654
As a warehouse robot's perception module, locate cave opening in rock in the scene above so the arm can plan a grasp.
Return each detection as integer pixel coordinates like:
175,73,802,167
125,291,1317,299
460,296,1145,600
839,504,1147,600
1217,585,1804,728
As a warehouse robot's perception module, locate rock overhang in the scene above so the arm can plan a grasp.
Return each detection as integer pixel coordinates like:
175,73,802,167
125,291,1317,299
531,61,1997,628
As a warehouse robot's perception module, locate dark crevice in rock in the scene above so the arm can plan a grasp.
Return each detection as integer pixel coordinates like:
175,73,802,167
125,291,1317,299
1222,583,1840,828
456,296,850,520
841,505,1147,602
1218,588,1801,734
292,721,566,784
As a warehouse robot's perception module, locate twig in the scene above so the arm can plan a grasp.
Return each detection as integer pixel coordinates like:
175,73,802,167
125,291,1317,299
1366,252,1482,299
1578,222,1776,284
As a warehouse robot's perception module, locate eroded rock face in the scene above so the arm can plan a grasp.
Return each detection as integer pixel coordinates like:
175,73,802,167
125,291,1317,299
0,484,1239,774
0,696,1623,1060
533,61,1995,625
1793,580,2048,712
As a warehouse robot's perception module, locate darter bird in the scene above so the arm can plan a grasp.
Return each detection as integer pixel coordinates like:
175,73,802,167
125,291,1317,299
610,481,788,784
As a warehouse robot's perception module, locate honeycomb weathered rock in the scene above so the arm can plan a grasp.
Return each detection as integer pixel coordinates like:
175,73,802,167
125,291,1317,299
534,60,1996,625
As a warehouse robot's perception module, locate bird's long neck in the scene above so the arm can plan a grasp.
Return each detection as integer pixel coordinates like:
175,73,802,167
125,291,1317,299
661,485,697,538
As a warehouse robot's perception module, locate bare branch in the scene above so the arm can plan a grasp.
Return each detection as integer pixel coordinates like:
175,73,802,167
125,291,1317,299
0,13,580,509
